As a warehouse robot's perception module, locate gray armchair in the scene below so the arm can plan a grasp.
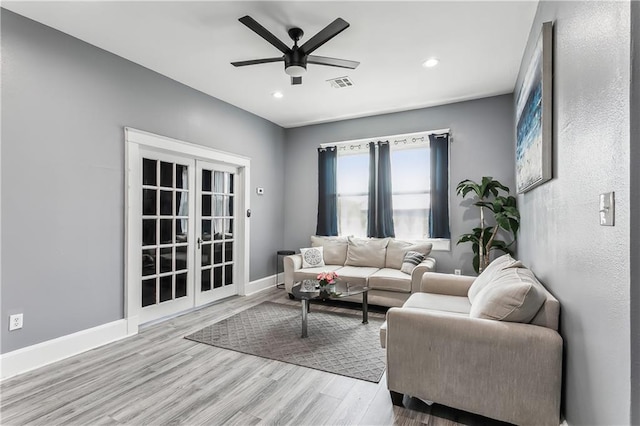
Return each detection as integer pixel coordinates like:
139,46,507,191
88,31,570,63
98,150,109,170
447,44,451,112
382,269,563,426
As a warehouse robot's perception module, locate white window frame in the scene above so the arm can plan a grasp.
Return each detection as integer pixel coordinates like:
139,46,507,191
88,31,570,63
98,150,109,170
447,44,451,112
324,129,451,252
124,128,251,334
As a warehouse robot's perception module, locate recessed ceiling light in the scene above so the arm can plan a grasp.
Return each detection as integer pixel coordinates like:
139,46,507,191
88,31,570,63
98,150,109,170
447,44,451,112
272,91,284,99
422,58,439,68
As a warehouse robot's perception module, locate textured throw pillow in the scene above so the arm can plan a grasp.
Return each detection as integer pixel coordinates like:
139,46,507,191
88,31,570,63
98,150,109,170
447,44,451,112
467,253,524,303
345,237,389,268
310,235,349,265
400,251,426,275
385,239,433,270
300,247,325,269
470,267,545,323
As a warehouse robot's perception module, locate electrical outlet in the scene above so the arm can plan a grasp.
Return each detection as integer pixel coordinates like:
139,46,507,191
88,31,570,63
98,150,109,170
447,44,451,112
454,269,462,275
9,314,23,331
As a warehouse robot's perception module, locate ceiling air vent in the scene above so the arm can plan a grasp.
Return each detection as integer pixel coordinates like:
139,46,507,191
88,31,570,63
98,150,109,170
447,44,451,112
327,76,354,89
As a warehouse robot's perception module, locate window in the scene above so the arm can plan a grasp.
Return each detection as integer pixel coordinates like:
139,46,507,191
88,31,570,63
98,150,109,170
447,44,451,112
390,146,430,239
335,140,435,240
336,152,369,237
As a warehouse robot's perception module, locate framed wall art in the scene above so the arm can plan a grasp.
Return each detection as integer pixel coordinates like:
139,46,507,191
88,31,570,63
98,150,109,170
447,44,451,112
515,21,553,193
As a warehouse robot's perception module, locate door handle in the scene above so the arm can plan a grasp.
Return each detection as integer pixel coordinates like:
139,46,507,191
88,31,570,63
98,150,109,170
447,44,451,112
197,237,202,249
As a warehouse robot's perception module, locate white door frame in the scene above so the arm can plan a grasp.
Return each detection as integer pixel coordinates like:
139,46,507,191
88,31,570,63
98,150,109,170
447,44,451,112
124,128,251,334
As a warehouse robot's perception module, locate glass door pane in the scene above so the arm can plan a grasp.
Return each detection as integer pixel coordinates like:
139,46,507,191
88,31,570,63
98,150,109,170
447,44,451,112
196,161,237,305
140,154,193,322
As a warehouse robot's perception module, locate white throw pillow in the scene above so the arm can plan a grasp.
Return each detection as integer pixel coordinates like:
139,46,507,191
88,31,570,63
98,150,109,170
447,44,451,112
310,235,349,265
467,253,524,303
400,251,426,275
385,239,433,270
469,267,546,323
300,247,325,269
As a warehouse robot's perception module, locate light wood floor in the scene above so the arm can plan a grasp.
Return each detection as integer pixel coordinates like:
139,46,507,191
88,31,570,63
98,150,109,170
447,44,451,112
0,287,508,426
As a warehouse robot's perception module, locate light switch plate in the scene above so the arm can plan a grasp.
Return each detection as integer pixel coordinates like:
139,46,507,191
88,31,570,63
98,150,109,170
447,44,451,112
599,192,615,226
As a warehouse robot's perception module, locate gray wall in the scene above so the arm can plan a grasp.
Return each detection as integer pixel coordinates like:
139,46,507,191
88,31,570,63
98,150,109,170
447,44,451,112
1,10,285,353
631,0,640,423
515,2,631,424
283,95,515,275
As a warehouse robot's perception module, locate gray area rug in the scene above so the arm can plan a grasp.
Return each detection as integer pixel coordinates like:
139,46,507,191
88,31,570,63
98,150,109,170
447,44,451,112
185,301,386,383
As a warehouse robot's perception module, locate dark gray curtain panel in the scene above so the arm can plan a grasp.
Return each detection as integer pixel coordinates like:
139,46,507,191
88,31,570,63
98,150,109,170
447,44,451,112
316,147,338,236
429,133,451,239
367,141,395,238
367,142,377,238
374,141,395,238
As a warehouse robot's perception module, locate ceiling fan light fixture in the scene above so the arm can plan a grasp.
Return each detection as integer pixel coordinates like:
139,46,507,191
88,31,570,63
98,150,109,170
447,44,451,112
285,65,306,77
422,58,440,68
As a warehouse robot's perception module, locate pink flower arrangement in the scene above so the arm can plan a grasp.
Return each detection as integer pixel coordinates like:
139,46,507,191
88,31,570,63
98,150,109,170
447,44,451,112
317,271,338,286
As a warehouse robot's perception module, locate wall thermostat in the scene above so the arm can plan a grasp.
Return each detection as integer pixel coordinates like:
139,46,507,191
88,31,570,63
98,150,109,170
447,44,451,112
256,187,264,195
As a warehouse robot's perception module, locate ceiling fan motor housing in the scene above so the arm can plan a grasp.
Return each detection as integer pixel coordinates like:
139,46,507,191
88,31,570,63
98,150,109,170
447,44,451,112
285,49,307,76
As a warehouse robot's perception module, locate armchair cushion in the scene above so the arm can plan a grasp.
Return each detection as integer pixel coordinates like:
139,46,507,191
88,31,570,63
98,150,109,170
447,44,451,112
470,267,546,323
467,253,523,303
403,292,471,314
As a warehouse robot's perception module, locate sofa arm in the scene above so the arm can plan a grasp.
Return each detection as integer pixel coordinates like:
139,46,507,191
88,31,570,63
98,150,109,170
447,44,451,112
410,257,436,293
420,272,475,296
283,254,302,293
386,308,562,426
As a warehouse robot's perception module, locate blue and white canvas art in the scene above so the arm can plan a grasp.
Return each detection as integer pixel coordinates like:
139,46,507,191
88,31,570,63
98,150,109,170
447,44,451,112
515,22,552,193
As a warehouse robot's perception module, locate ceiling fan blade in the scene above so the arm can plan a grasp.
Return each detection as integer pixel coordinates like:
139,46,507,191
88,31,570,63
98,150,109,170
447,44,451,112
307,55,359,69
291,76,302,85
238,16,290,54
231,57,284,67
300,18,350,55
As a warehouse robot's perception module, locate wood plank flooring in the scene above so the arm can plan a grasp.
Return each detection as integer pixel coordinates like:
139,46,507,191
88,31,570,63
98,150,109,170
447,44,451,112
0,288,508,426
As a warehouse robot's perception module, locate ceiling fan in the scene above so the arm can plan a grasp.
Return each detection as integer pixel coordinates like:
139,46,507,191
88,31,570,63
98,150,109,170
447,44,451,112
231,15,360,85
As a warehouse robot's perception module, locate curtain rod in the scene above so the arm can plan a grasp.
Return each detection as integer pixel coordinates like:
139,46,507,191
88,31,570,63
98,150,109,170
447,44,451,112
319,128,451,149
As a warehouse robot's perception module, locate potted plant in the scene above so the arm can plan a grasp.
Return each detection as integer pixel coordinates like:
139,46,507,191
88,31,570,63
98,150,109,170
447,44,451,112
456,177,520,273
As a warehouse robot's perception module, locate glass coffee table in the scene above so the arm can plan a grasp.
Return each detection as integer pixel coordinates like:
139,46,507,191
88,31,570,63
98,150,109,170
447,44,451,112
291,279,369,338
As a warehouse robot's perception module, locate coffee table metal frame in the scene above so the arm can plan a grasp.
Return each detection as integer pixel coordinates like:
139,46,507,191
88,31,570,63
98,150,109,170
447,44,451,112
291,280,369,338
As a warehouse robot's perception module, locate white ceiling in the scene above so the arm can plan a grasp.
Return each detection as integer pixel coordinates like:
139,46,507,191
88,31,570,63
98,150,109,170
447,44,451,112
3,1,538,128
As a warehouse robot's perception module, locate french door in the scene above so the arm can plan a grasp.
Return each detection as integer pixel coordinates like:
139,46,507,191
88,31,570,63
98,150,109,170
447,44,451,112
195,161,238,305
136,151,240,324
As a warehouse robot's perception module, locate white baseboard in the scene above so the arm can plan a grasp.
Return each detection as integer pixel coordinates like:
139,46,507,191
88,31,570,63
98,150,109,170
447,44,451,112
1,275,279,381
0,319,134,381
244,274,279,295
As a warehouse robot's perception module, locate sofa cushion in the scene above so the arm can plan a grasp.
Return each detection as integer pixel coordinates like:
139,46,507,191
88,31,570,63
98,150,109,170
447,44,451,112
335,265,379,287
470,268,546,323
369,268,412,293
345,237,389,268
403,292,472,314
385,239,433,269
300,247,325,268
293,264,342,283
468,253,523,303
400,251,425,274
311,235,348,265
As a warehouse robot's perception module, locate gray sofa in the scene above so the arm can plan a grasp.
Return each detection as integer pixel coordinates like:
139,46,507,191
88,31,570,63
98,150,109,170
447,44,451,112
284,236,436,307
380,254,563,426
